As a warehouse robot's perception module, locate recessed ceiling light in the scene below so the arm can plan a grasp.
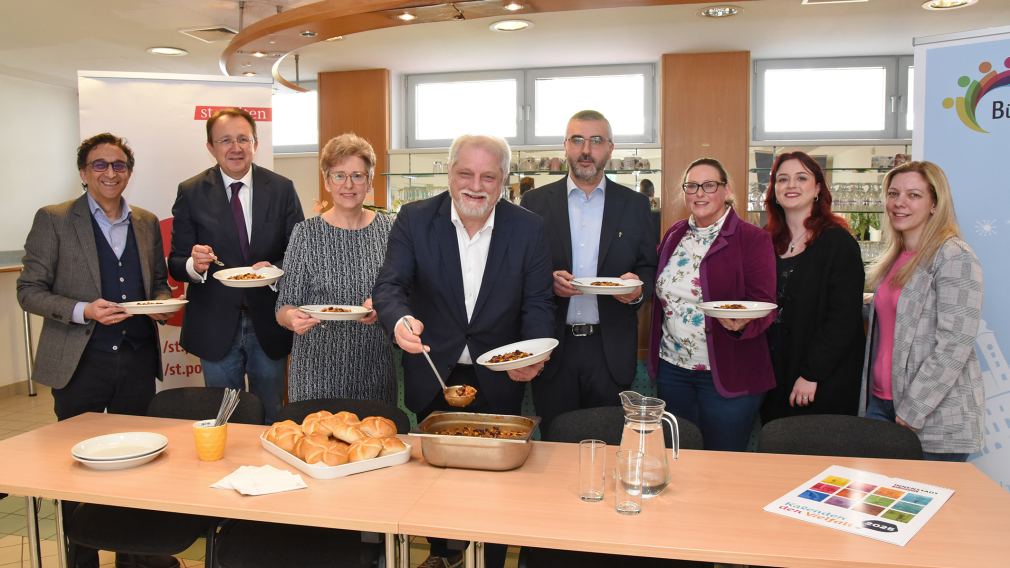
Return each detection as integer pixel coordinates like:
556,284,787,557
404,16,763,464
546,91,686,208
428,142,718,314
699,5,741,18
242,71,257,77
490,19,532,32
325,35,344,42
299,30,317,37
922,0,977,10
146,46,188,56
397,12,417,21
503,1,524,11
251,51,267,58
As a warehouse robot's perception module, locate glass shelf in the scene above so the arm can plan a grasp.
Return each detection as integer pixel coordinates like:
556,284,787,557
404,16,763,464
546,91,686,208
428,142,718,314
749,167,892,173
382,169,662,177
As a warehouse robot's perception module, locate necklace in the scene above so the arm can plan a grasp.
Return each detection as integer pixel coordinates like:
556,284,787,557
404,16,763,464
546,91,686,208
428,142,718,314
787,231,808,254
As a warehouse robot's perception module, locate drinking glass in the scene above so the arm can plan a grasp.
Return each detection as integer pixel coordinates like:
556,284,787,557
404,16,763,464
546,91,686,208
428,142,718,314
615,450,644,515
579,440,606,502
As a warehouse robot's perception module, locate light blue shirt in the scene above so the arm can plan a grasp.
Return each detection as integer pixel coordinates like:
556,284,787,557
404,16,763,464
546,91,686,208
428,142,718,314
566,176,606,325
73,194,133,324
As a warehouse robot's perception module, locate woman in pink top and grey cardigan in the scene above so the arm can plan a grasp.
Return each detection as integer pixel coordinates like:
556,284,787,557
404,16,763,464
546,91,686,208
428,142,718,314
862,161,984,461
648,158,776,451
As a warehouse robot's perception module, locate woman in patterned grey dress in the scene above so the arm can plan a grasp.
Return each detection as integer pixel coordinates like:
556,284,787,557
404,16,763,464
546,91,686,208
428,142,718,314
275,133,395,404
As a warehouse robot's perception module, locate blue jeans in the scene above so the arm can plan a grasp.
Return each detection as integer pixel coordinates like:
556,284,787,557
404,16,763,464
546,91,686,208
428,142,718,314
201,312,285,424
656,359,763,452
865,395,969,462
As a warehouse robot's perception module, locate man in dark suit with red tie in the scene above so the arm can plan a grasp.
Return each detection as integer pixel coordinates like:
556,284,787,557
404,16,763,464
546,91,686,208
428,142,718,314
169,108,303,423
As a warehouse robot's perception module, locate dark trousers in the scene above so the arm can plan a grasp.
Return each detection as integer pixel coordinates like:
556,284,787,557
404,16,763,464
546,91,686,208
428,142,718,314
416,364,508,568
532,330,626,434
54,341,159,568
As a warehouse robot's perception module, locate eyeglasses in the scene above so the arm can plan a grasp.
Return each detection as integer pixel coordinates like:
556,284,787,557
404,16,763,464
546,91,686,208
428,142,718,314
681,181,726,194
88,159,129,173
566,135,609,147
327,171,369,185
213,136,255,147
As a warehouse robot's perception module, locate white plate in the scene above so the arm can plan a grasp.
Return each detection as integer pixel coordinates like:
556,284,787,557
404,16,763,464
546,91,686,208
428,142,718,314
570,277,644,296
299,305,372,321
118,299,188,315
73,447,167,471
698,301,777,320
71,432,168,461
476,338,560,372
259,433,411,480
213,266,284,288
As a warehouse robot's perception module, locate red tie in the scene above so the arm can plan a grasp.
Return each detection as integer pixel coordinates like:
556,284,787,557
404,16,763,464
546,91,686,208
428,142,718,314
229,182,250,262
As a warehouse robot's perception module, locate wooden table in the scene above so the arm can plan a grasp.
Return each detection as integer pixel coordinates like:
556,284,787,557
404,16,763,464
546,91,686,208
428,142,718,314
0,413,444,568
399,441,1010,568
2,414,1009,568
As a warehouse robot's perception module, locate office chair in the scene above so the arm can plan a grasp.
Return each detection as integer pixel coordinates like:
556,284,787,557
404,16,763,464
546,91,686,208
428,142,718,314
757,414,923,460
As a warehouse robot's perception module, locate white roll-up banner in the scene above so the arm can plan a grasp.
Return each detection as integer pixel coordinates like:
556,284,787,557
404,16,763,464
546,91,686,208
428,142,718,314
78,71,273,388
914,26,1010,490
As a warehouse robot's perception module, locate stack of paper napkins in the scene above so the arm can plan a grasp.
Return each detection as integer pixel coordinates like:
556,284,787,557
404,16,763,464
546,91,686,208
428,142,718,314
212,465,307,496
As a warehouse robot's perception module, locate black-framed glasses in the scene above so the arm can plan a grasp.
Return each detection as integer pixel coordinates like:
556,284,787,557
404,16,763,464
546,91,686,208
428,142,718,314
213,136,255,147
88,159,129,173
327,171,369,185
566,135,609,147
682,181,725,195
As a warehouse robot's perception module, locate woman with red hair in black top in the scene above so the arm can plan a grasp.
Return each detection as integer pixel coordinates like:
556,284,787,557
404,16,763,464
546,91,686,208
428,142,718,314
760,151,865,423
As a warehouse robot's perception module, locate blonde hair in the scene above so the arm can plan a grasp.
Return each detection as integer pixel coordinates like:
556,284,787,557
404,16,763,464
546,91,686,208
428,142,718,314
866,161,961,289
320,133,376,180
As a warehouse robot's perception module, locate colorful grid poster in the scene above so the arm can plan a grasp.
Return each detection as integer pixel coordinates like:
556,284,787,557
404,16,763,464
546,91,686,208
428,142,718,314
764,465,953,546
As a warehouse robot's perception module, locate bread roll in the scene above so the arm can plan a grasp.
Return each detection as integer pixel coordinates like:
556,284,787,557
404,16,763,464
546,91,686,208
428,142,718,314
321,444,349,466
332,410,361,425
299,435,333,464
304,410,333,422
302,417,332,437
379,436,407,456
359,416,397,438
273,427,304,453
264,420,301,443
347,438,383,462
331,423,365,444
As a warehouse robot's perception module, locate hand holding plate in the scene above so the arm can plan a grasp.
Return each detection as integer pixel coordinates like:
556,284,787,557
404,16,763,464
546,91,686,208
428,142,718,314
614,272,643,304
552,270,581,298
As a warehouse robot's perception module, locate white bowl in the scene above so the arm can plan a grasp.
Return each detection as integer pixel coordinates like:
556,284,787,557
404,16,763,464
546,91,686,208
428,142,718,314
119,299,188,315
571,277,643,296
213,266,284,288
72,432,168,461
299,305,372,321
73,448,167,471
476,338,560,372
698,301,777,320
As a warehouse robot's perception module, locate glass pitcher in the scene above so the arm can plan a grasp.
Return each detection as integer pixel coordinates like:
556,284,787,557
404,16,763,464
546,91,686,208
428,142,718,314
618,391,680,498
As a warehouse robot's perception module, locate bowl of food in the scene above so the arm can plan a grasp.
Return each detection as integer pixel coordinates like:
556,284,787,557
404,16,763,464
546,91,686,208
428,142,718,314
697,301,777,320
119,299,188,315
213,266,284,288
570,277,643,295
299,305,373,321
476,338,559,372
410,412,539,470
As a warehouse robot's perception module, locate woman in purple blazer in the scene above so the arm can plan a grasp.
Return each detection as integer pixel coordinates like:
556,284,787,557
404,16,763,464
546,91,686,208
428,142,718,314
648,158,776,451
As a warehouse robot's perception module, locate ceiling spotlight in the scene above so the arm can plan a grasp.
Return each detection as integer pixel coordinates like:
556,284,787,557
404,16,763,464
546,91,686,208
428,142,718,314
146,46,188,56
490,19,532,32
503,1,524,10
325,35,344,42
242,71,257,77
921,0,977,9
299,30,317,37
251,51,267,58
699,5,740,18
397,12,417,21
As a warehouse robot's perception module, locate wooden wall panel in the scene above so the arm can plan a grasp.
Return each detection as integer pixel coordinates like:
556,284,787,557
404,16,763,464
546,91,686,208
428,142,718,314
660,52,750,232
317,69,390,208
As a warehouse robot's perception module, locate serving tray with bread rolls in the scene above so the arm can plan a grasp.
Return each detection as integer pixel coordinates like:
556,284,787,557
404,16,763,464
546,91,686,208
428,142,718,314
260,410,410,479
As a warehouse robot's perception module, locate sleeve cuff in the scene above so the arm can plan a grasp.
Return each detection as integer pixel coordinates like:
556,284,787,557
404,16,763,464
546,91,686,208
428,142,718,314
185,256,207,283
72,302,88,324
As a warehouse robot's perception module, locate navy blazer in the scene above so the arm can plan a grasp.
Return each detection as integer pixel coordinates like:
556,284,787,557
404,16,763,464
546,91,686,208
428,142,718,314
372,193,554,414
520,177,658,385
168,164,303,361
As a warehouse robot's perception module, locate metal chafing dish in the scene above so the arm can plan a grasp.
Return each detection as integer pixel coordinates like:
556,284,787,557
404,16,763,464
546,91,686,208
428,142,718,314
410,412,539,471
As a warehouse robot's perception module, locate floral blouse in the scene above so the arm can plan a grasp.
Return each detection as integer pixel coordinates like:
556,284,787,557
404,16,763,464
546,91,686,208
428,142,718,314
656,208,730,371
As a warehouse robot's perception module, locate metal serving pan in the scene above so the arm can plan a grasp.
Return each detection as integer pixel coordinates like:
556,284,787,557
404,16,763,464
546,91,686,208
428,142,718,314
410,412,540,471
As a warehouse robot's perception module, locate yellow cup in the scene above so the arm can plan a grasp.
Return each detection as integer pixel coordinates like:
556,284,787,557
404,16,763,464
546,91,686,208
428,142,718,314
193,419,227,461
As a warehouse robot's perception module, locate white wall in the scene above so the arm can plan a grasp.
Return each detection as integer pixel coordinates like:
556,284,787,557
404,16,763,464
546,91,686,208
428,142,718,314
0,74,79,252
274,154,320,220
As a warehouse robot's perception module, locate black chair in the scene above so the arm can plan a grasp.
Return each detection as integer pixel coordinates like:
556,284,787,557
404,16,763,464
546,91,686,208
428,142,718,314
521,407,706,568
214,398,410,568
757,414,923,460
546,406,704,451
67,387,265,568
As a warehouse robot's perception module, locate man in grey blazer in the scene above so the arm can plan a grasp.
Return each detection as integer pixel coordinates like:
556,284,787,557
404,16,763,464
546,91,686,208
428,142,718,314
17,133,173,568
169,108,302,423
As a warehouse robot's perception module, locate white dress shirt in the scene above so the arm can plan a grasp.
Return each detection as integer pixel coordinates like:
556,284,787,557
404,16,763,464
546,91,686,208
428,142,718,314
449,203,496,364
186,168,254,282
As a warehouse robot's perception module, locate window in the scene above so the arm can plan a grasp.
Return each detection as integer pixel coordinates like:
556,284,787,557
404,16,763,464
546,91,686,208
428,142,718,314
406,64,655,148
272,83,318,153
899,56,914,139
754,57,911,141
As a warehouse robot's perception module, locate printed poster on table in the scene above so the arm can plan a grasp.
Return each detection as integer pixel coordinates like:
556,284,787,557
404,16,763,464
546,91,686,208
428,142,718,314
764,465,953,546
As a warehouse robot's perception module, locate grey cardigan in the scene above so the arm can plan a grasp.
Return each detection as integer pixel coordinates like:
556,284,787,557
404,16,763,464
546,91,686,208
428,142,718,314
860,237,985,454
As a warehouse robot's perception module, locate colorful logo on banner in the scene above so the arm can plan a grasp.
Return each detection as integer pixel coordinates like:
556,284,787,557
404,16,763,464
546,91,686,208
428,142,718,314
941,56,1010,133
